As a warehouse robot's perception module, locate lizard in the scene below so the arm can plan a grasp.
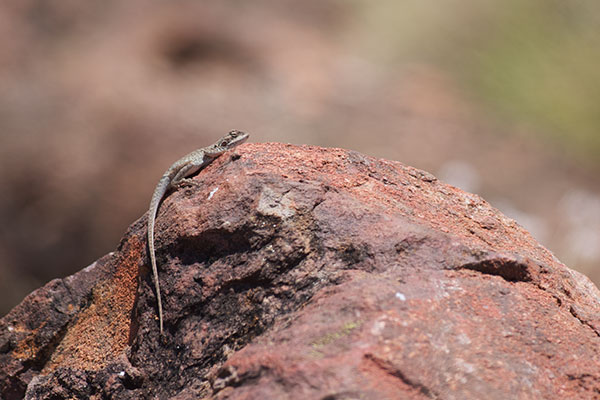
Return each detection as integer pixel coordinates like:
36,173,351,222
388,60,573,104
147,130,250,335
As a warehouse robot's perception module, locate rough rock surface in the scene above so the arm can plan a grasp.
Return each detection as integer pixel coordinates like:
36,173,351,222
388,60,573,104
1,142,600,399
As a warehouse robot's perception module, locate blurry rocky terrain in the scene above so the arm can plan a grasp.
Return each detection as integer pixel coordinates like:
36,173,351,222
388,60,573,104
0,0,599,315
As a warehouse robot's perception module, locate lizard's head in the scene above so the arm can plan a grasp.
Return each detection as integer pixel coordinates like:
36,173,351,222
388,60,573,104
217,130,250,148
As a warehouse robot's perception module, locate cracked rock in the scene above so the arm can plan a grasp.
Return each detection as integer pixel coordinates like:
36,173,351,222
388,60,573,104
2,142,600,399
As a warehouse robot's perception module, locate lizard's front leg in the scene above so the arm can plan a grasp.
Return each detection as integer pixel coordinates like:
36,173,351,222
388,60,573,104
171,157,214,189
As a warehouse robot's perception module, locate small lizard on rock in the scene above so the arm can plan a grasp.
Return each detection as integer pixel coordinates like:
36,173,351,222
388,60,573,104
147,130,250,334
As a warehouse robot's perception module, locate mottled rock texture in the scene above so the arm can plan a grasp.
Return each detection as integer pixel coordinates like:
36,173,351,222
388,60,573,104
2,142,600,399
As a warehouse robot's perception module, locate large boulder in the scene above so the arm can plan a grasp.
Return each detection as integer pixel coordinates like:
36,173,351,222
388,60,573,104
2,142,600,399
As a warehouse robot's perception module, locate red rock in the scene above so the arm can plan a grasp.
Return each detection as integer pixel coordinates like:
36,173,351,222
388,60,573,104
2,142,600,399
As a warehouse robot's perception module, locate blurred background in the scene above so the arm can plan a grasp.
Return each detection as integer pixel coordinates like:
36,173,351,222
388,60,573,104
1,0,599,315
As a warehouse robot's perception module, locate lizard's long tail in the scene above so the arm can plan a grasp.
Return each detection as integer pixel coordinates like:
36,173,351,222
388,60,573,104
148,176,170,335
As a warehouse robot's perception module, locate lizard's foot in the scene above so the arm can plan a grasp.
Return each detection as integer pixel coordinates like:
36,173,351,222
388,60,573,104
174,178,202,189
